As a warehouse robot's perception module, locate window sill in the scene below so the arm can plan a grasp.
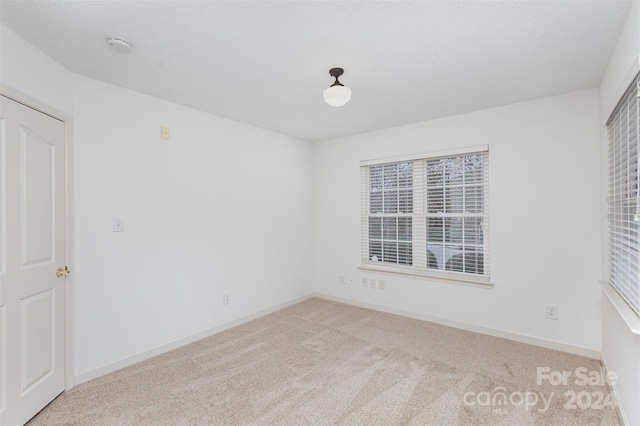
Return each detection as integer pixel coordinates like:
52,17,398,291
599,280,640,335
358,263,494,288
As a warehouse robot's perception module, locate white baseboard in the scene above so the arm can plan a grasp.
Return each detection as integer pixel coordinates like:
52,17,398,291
601,353,629,426
75,292,601,388
74,294,314,386
313,293,601,359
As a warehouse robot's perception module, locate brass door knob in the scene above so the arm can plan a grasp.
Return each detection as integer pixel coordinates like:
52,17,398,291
56,266,70,277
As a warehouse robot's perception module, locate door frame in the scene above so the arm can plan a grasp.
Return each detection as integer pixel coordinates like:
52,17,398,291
1,84,75,391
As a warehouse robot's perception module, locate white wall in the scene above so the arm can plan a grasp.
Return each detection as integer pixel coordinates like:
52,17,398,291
3,15,638,421
0,24,73,115
1,25,314,380
313,88,602,353
599,2,640,425
72,75,314,376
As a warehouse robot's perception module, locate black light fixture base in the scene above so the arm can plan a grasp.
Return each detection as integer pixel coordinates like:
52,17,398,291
329,67,345,87
329,68,344,78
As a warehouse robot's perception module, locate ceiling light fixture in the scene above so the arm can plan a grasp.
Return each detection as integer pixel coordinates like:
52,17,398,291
323,67,351,107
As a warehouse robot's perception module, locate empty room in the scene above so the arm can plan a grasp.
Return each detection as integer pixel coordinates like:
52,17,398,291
1,1,639,425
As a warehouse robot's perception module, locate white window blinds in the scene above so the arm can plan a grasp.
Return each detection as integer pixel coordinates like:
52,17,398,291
607,73,640,315
361,147,490,284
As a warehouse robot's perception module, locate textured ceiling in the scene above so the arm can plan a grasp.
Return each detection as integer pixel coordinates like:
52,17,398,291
0,1,631,142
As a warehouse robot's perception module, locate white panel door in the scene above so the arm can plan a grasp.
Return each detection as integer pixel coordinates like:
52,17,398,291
0,95,66,425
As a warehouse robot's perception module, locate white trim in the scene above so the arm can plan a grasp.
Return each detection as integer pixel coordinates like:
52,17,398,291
0,84,76,390
602,56,640,124
313,293,600,359
600,280,640,335
359,144,489,167
0,85,69,123
358,263,493,287
64,116,75,390
75,292,602,386
74,294,314,385
601,352,629,426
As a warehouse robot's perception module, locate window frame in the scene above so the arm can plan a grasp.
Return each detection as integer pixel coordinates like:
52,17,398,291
360,145,491,286
606,73,640,316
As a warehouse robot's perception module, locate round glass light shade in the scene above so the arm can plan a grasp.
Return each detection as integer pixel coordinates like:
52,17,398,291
323,85,352,107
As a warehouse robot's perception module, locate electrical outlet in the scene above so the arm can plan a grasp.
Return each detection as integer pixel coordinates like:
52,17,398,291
369,279,377,289
223,294,230,305
361,278,368,287
545,304,558,320
348,276,354,284
112,217,124,232
338,275,344,284
378,279,385,290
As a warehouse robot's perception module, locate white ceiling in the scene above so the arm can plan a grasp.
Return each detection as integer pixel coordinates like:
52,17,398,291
0,1,631,142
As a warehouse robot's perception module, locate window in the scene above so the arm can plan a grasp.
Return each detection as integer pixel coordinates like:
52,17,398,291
360,146,490,284
607,73,640,315
367,163,414,265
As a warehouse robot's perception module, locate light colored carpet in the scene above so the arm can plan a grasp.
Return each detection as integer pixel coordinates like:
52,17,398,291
29,298,620,425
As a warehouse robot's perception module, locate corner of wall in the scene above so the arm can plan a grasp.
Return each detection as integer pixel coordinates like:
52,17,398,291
0,23,73,115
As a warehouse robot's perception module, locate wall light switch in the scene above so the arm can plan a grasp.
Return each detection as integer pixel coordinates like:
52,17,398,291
161,127,170,140
113,217,124,232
